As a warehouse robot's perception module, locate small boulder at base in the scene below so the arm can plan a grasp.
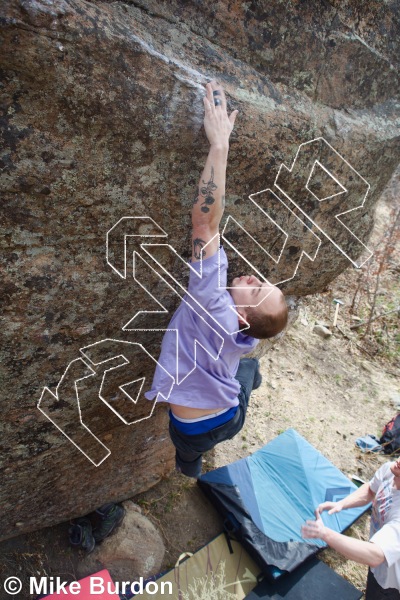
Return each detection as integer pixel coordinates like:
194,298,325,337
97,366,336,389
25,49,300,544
77,501,165,583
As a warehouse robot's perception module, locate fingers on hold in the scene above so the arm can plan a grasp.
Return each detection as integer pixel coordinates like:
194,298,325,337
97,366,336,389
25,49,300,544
203,96,212,111
229,109,239,124
211,82,226,101
205,82,214,106
210,79,221,93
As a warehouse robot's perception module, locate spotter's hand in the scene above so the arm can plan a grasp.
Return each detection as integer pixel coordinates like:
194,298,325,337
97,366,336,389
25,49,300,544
301,512,328,541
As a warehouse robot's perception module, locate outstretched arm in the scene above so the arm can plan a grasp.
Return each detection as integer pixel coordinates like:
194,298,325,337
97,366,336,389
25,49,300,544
191,81,238,262
301,482,383,567
316,482,375,515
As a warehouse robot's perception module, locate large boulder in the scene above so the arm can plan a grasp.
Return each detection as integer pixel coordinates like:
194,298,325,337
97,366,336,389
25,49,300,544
1,0,399,540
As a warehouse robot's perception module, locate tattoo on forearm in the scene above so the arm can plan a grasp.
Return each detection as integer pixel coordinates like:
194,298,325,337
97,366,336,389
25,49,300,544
221,195,225,209
200,166,218,213
193,238,207,260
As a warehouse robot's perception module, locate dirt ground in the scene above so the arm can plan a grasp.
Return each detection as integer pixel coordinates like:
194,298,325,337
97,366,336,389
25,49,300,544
134,296,398,591
0,193,398,599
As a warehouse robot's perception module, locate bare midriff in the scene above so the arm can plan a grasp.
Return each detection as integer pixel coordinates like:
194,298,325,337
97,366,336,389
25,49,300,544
169,403,221,419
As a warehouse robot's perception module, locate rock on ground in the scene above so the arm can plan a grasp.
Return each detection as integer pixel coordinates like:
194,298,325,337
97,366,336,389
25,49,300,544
77,501,165,582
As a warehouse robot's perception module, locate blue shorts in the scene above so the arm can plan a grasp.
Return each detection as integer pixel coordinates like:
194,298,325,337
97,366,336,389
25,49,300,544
169,405,238,435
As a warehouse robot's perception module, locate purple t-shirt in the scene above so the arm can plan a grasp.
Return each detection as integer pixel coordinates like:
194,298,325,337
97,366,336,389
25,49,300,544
144,247,259,409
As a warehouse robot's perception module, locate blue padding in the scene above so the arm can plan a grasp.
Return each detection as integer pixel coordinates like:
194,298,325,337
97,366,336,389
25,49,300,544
247,429,365,545
201,429,369,548
249,431,316,544
197,458,264,533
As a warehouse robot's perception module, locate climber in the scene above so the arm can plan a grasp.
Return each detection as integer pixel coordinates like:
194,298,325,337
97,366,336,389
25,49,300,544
144,80,288,478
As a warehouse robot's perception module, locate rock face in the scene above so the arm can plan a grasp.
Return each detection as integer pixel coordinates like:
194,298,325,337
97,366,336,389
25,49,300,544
1,0,399,540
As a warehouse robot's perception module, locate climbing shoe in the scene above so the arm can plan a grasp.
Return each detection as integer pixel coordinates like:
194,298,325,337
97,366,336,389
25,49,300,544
68,517,95,553
91,503,125,543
